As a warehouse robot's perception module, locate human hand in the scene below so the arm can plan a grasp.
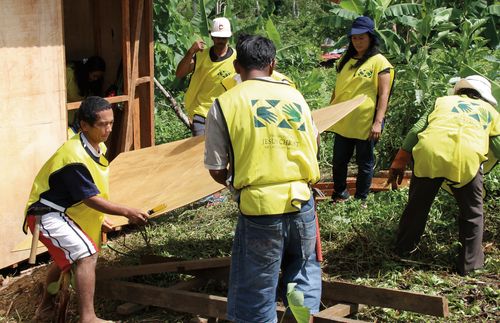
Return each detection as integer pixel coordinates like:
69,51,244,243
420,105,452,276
369,121,382,141
101,216,114,233
126,208,149,225
386,149,412,189
189,40,206,54
387,168,404,190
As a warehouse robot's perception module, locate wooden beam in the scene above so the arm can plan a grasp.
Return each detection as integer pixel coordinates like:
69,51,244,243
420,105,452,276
135,76,151,85
140,0,155,147
119,0,132,152
316,303,362,318
97,280,228,319
66,95,129,110
129,0,144,150
97,280,368,323
322,280,449,317
313,304,367,323
96,257,231,280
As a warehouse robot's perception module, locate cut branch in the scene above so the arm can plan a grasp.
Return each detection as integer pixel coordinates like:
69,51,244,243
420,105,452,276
154,77,190,129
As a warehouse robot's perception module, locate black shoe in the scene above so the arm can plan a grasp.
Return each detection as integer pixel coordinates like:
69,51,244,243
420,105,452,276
332,190,350,202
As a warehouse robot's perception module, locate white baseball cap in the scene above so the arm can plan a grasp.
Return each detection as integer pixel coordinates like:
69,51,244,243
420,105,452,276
454,75,497,107
210,17,232,38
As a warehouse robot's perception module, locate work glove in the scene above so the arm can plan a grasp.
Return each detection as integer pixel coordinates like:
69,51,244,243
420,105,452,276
387,148,412,189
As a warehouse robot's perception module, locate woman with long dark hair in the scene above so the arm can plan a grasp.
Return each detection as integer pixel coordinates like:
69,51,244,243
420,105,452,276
329,16,394,204
66,56,106,102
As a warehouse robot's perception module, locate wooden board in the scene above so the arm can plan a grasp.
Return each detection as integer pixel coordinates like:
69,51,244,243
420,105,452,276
1,0,66,269
106,96,365,228
312,95,366,133
322,280,448,317
106,135,225,228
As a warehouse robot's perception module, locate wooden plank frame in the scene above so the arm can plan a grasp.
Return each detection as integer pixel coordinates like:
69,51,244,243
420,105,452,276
96,257,449,321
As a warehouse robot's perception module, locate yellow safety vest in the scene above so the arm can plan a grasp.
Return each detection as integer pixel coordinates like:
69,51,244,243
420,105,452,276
413,95,500,187
25,134,109,245
221,70,296,91
217,79,320,215
184,48,236,119
329,54,394,139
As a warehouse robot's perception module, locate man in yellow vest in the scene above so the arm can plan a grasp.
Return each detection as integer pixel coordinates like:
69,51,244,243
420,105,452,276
176,17,236,136
388,75,500,275
24,97,149,322
204,34,321,322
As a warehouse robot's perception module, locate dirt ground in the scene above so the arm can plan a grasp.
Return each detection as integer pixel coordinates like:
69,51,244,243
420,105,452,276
0,261,210,323
0,264,57,322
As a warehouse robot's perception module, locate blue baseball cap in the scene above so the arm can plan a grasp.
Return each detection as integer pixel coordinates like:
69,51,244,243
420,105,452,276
348,16,375,36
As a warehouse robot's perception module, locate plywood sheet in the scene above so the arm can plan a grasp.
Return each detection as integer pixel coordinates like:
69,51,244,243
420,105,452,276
312,95,366,133
106,96,365,228
1,0,66,268
106,135,225,227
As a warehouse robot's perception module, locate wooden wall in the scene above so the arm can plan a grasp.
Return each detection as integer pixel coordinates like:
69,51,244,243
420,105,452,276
0,0,66,269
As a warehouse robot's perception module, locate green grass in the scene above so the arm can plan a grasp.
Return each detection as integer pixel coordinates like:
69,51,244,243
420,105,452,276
93,167,499,322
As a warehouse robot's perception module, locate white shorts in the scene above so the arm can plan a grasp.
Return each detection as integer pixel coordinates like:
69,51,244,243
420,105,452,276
27,212,98,270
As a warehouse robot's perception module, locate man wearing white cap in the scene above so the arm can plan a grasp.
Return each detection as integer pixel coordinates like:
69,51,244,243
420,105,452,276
388,75,500,275
176,17,236,136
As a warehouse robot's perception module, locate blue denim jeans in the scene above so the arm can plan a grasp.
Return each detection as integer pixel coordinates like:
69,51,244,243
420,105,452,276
332,133,375,199
227,204,321,323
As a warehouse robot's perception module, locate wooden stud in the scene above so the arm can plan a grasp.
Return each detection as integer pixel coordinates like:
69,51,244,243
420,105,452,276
129,0,144,150
119,0,132,152
322,280,449,317
138,0,154,147
96,257,231,280
97,280,228,319
316,303,362,318
66,95,129,110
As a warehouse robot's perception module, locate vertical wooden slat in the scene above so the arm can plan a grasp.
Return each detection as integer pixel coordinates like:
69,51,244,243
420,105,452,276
119,0,132,152
138,0,154,147
129,0,144,150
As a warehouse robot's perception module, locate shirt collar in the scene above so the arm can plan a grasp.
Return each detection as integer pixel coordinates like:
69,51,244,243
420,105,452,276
80,133,101,158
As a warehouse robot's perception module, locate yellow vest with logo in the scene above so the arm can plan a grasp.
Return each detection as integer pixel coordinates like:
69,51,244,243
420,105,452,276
413,95,500,187
184,48,236,119
25,134,109,245
329,54,394,139
217,79,320,215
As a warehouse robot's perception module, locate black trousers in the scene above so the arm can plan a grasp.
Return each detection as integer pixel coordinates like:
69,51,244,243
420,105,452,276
395,171,484,275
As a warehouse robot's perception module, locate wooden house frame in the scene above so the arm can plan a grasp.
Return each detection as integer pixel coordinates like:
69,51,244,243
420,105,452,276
1,0,154,270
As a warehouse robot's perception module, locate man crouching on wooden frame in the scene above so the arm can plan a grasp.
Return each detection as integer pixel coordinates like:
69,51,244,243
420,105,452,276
24,96,148,323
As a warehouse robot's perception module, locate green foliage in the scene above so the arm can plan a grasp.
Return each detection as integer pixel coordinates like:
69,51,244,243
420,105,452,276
284,283,310,323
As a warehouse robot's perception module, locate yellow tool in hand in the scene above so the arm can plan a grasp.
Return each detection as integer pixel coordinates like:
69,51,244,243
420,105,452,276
147,203,168,218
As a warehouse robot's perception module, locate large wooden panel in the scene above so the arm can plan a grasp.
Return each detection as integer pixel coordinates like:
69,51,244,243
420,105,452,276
106,96,364,228
106,135,224,227
0,0,66,268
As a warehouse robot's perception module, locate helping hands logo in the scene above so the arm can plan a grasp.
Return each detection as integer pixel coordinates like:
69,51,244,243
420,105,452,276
451,100,492,129
252,99,306,131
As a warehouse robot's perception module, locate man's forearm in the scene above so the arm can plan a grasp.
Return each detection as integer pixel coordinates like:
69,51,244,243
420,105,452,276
175,51,195,78
83,196,132,217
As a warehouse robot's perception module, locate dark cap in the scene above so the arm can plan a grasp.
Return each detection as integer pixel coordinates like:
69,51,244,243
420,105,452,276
348,16,375,36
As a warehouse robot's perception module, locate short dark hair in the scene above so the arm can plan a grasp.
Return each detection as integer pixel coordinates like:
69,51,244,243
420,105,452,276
77,96,111,127
235,34,276,71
